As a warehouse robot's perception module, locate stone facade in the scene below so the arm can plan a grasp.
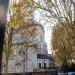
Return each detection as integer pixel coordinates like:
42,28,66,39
2,22,52,73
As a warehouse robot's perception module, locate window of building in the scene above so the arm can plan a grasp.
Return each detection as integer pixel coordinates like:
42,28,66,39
44,63,46,68
39,63,41,68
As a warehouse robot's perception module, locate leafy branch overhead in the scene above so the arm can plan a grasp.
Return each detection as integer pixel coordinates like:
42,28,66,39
9,0,34,29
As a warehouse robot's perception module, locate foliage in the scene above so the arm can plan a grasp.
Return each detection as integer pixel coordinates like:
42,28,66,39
10,0,34,29
51,22,75,69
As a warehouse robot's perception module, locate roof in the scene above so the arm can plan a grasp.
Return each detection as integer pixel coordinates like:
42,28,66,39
37,54,54,60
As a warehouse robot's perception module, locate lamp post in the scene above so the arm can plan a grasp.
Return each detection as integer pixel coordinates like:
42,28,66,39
0,0,9,73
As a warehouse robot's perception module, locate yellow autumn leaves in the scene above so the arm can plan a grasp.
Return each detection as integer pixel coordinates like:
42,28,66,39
8,0,34,29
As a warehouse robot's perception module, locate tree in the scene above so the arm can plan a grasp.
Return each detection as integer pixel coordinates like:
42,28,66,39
51,23,75,71
33,0,75,44
3,0,35,74
10,0,34,29
3,25,13,75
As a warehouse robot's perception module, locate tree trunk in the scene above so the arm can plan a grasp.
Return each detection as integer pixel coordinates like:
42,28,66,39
0,25,5,74
5,59,8,75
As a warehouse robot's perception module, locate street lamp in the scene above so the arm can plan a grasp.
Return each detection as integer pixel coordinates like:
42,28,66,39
0,0,9,73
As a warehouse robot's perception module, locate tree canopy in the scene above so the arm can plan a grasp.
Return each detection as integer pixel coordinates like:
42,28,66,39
51,23,75,68
9,0,34,29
